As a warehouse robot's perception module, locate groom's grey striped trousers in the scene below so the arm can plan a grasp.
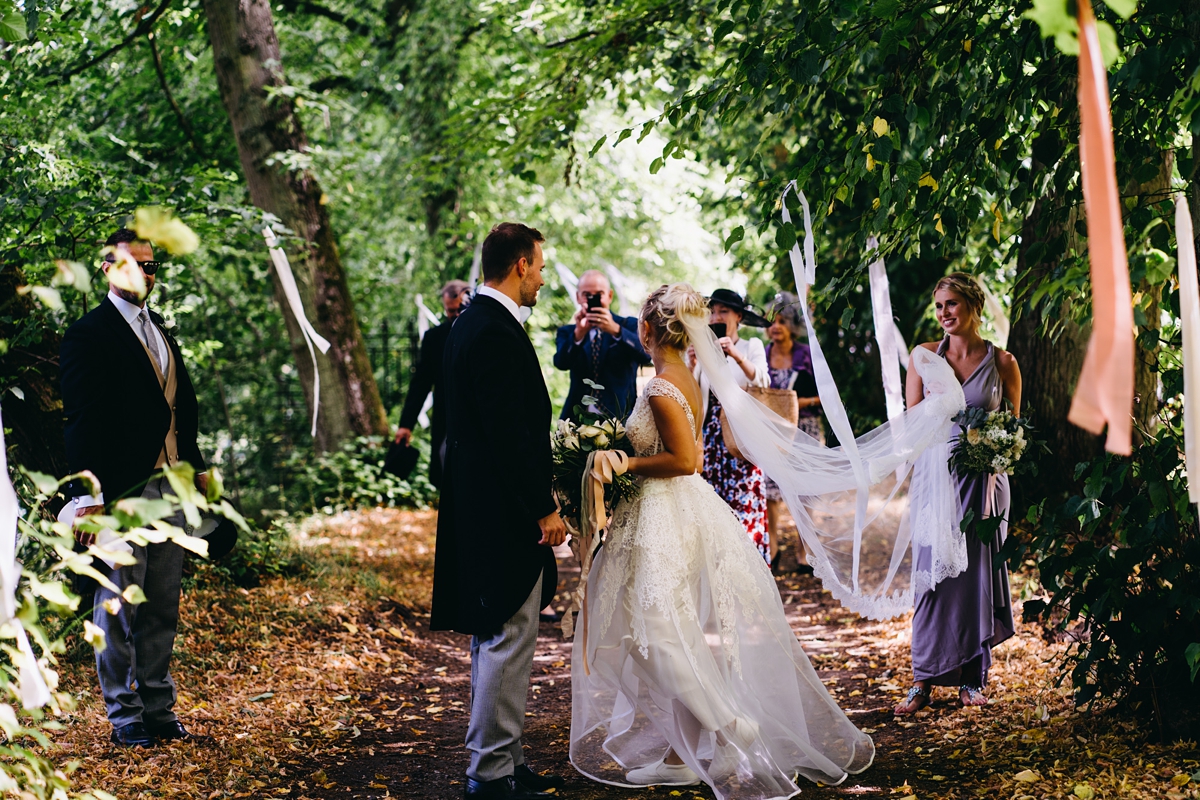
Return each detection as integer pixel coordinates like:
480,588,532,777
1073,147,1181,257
466,574,543,781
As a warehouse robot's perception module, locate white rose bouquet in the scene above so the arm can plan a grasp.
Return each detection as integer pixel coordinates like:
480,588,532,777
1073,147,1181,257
949,407,1038,478
551,383,639,527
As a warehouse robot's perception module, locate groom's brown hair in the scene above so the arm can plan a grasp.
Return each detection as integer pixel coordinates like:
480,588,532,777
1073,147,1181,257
481,222,544,282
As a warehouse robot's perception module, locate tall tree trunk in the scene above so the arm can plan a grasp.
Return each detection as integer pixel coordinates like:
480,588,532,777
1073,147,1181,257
1008,196,1102,499
203,0,387,450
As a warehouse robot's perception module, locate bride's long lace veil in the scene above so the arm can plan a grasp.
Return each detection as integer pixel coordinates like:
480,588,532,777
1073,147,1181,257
680,185,967,619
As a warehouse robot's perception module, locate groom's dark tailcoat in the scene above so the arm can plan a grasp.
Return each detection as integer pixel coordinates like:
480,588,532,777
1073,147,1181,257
431,293,557,636
61,298,204,501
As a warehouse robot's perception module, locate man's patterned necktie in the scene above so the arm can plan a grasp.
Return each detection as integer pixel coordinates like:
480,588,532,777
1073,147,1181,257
590,331,602,378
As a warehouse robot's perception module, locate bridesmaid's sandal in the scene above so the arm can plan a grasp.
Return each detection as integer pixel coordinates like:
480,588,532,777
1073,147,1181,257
959,685,989,707
894,684,931,715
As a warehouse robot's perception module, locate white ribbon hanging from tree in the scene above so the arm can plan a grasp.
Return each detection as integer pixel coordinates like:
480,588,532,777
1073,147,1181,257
1176,196,1200,504
602,262,625,312
263,228,332,438
413,294,441,428
414,294,441,339
891,323,910,373
781,183,872,569
603,262,648,314
555,262,579,296
468,244,482,291
979,281,1011,348
866,237,906,424
0,403,51,709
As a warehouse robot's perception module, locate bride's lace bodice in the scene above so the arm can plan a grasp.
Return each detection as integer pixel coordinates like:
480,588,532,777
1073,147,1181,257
625,377,697,456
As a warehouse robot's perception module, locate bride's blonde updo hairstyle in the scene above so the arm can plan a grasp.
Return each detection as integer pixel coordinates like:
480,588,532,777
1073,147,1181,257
934,272,986,322
641,283,708,350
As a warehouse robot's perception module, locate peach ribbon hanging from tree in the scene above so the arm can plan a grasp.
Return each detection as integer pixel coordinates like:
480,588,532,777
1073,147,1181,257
1066,0,1135,455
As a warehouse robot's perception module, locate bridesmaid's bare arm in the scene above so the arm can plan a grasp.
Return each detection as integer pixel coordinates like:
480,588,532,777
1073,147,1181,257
996,349,1022,416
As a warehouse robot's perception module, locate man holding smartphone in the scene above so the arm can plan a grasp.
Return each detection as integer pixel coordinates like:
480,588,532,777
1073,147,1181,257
552,270,650,423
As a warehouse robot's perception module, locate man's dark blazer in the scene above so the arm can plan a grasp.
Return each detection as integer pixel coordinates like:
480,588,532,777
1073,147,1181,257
60,297,204,503
397,321,451,488
430,294,557,636
552,313,650,422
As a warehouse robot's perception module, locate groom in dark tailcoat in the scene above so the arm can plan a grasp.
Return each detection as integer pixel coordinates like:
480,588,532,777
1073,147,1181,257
431,222,568,800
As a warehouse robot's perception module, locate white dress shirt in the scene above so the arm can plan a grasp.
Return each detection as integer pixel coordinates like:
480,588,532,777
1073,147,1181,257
72,292,171,507
477,286,525,324
108,291,169,374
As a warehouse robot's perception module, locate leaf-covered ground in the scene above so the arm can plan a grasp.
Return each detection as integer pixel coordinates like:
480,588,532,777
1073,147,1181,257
46,508,1199,799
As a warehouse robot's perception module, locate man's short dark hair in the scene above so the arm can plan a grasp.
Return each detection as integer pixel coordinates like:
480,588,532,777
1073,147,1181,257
105,228,148,248
481,223,544,283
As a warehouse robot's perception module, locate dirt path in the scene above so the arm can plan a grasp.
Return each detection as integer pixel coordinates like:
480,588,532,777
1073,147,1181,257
305,566,921,800
51,508,1197,799
295,510,1196,800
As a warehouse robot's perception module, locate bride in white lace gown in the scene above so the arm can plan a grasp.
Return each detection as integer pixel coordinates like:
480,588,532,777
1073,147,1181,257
570,284,874,800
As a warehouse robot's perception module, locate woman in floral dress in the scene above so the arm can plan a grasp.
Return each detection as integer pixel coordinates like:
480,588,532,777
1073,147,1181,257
692,289,771,560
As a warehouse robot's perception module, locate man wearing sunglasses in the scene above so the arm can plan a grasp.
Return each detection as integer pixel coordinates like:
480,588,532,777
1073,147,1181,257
393,279,471,488
60,228,210,749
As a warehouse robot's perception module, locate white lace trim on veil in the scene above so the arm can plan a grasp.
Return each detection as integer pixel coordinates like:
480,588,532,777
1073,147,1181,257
682,184,967,619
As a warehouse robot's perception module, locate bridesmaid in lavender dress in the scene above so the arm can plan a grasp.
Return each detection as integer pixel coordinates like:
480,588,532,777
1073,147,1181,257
895,273,1023,714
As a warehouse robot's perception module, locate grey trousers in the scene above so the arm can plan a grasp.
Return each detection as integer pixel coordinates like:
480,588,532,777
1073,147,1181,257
93,476,187,729
466,573,542,782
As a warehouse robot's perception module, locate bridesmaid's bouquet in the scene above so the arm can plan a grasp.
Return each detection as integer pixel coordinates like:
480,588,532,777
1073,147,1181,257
551,382,639,528
949,408,1037,477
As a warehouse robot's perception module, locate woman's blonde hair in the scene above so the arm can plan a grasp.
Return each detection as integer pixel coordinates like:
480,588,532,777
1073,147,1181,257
934,272,986,320
641,283,708,350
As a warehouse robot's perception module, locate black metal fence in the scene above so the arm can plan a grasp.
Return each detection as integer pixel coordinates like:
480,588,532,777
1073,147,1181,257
272,320,423,423
365,319,422,412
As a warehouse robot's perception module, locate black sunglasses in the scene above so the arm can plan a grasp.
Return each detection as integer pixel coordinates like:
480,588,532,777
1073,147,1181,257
104,255,163,275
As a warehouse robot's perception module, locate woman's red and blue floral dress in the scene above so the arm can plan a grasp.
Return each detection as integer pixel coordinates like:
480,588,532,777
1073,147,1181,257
701,393,770,561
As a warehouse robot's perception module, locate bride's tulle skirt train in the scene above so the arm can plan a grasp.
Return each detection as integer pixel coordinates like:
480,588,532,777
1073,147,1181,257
570,473,874,800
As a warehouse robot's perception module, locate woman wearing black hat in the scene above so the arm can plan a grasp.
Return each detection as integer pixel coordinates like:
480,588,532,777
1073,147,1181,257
690,288,772,561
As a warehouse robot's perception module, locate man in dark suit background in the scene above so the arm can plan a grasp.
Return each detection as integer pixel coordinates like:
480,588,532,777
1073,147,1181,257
431,222,567,800
60,228,211,748
394,279,470,488
553,269,649,421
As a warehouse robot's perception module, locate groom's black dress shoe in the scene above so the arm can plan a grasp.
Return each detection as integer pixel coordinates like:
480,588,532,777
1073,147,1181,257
463,776,552,799
147,720,213,743
514,764,565,792
110,722,155,748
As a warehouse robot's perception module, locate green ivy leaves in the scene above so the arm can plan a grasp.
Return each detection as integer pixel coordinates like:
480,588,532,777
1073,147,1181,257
0,0,26,41
724,225,744,252
1024,0,1137,67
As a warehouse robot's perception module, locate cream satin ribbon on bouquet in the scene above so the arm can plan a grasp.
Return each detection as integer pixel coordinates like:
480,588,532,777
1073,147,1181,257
560,450,628,675
1175,195,1200,504
1066,0,1135,455
263,227,333,438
